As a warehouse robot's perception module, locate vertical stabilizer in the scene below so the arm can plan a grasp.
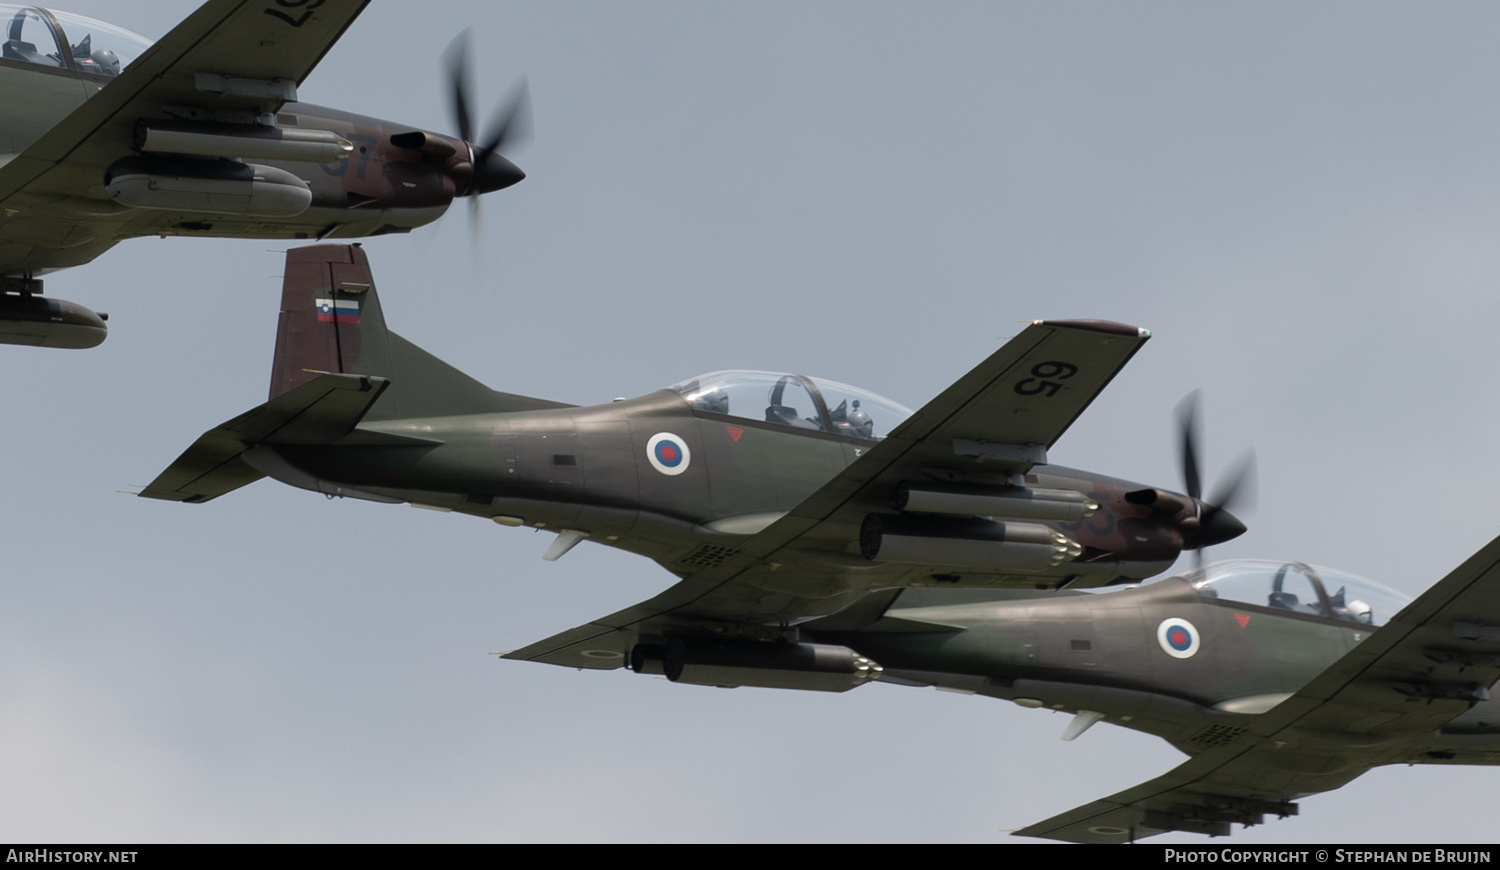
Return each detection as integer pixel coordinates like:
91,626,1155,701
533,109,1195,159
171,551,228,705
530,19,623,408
270,244,392,399
269,244,571,419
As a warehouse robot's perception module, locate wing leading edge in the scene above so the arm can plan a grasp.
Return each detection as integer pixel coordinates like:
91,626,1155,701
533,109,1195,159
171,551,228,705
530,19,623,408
1016,531,1500,843
505,319,1152,669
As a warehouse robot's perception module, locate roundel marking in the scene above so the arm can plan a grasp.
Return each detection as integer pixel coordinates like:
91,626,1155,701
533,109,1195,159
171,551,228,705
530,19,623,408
646,432,691,476
1156,617,1201,659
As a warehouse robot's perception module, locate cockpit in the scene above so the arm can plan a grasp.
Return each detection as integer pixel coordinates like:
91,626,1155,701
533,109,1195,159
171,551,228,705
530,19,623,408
0,6,152,77
1188,559,1411,628
670,370,914,442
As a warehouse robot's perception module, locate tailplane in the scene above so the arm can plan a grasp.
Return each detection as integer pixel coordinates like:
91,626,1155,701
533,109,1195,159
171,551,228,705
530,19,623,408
269,244,568,419
140,372,391,503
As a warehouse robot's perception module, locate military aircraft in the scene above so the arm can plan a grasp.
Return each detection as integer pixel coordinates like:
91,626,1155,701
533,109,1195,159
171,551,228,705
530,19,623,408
0,1,526,349
131,244,1500,842
139,244,1248,590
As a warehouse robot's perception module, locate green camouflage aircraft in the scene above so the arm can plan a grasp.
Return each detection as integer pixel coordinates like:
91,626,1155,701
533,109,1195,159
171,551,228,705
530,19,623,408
141,244,1500,843
0,0,523,348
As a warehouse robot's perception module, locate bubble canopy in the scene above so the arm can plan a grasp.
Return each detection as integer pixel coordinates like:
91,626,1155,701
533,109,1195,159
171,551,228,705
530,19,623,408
670,370,913,442
0,6,153,76
1188,559,1411,628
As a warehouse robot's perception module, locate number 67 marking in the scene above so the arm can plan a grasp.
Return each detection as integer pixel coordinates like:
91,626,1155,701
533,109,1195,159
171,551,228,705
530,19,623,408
1014,361,1078,397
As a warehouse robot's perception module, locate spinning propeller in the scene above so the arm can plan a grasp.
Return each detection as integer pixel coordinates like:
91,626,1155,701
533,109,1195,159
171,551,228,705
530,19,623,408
443,29,531,235
1175,390,1255,570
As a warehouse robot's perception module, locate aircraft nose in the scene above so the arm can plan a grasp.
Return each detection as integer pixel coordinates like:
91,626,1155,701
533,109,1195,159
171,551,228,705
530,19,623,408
1196,504,1247,548
473,152,525,194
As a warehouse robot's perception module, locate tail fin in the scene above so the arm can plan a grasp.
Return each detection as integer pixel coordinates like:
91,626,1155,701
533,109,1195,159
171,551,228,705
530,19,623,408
269,244,569,420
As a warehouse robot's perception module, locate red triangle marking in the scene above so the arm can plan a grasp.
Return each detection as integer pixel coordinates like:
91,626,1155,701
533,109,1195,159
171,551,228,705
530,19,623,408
1233,613,1250,629
726,426,743,443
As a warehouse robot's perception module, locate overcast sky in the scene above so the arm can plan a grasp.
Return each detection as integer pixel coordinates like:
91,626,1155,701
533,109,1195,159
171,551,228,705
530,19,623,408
4,0,1500,844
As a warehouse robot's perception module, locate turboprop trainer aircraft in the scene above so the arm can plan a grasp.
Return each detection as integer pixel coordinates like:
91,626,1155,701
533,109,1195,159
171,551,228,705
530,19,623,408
157,243,1500,844
0,1,526,348
141,245,1248,592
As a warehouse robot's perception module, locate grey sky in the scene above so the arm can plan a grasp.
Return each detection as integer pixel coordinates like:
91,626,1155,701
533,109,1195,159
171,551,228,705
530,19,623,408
3,0,1498,843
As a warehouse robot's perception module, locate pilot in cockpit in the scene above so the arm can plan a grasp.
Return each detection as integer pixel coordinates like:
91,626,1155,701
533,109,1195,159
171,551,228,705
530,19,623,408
830,398,874,439
1325,584,1375,624
1328,593,1373,624
86,50,117,74
67,34,118,76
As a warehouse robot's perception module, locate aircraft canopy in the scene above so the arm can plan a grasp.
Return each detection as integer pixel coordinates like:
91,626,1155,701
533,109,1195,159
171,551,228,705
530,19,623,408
1190,559,1411,627
671,370,913,441
1,6,152,76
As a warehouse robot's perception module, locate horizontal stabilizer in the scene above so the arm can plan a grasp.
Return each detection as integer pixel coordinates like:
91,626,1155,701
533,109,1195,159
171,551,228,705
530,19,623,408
141,372,389,503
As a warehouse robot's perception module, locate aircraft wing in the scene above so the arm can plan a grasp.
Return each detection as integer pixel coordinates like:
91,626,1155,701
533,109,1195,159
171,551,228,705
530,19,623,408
506,320,1151,668
741,317,1151,537
0,0,372,274
1014,531,1500,843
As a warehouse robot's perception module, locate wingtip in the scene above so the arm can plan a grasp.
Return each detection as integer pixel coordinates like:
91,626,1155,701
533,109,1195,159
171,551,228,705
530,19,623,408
1038,319,1150,338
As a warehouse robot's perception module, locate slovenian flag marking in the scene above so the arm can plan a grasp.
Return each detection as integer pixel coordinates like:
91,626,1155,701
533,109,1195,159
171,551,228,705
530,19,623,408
315,298,361,324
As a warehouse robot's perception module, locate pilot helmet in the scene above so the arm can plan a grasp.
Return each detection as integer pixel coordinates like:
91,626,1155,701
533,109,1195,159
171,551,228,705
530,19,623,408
846,399,873,438
92,48,120,76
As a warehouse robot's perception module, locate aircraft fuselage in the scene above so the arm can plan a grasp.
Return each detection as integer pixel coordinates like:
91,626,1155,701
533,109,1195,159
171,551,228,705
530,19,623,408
0,49,468,273
253,387,1206,592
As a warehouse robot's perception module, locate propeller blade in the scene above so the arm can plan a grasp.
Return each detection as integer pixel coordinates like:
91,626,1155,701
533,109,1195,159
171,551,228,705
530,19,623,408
476,77,532,161
444,29,476,145
470,193,482,248
1193,449,1255,553
1207,450,1257,518
468,78,531,196
1175,390,1203,502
